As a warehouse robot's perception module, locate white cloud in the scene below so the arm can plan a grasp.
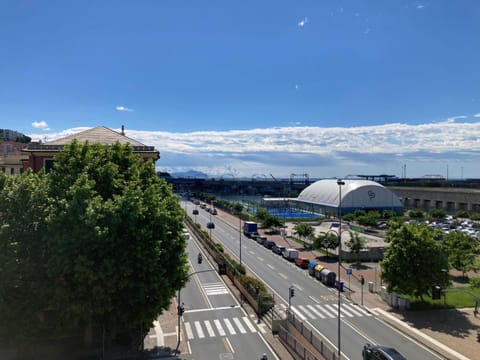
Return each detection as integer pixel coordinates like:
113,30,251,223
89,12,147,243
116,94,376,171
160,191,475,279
446,115,467,123
474,113,480,118
28,119,480,178
297,17,308,27
115,106,134,112
295,84,299,90
32,121,49,130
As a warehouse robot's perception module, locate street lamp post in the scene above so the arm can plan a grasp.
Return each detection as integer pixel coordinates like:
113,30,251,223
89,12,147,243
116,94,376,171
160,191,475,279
337,179,345,359
239,212,242,268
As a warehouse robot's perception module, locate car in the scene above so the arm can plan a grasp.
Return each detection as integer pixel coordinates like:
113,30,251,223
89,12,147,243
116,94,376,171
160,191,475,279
272,244,286,255
256,236,268,245
362,343,407,360
263,239,275,249
206,222,215,229
294,257,309,269
209,208,218,215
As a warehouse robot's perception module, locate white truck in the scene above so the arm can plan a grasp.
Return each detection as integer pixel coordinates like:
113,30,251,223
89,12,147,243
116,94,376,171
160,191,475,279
282,248,299,261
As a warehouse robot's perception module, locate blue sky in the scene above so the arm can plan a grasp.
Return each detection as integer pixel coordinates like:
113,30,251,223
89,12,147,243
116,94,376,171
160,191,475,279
2,1,480,178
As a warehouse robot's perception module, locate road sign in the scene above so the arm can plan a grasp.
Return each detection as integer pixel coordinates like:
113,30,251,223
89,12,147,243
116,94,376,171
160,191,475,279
346,268,352,275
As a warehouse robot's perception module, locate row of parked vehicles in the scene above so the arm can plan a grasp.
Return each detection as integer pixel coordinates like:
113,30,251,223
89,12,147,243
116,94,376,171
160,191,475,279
243,221,338,288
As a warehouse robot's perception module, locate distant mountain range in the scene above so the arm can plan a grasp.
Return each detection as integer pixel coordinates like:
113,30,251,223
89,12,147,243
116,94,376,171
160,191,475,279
170,170,209,178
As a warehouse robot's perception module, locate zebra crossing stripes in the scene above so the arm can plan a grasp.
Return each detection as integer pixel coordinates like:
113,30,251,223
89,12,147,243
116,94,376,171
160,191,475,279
276,302,373,320
203,282,229,296
184,316,258,340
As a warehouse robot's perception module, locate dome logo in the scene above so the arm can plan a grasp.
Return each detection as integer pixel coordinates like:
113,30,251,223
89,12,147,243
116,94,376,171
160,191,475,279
368,190,376,200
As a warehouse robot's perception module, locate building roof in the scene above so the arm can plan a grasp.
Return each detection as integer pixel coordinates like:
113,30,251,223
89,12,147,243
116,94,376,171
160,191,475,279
297,179,403,209
46,126,145,146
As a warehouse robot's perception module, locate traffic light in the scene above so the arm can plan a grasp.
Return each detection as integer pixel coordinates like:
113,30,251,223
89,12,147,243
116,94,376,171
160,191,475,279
289,286,295,298
432,285,442,300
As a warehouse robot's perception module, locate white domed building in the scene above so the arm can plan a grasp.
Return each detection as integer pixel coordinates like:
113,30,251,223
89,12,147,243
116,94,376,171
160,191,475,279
296,179,403,215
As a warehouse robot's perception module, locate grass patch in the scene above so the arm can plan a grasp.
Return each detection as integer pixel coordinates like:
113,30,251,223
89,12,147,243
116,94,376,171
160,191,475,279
400,286,480,310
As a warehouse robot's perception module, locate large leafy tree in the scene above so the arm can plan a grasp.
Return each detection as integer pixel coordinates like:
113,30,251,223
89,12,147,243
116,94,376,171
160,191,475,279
381,224,448,300
45,141,189,344
345,231,366,265
293,222,315,248
0,170,51,342
443,231,480,276
0,141,188,347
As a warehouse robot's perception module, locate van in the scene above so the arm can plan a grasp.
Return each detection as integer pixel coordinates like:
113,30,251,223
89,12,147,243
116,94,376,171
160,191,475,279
295,257,309,269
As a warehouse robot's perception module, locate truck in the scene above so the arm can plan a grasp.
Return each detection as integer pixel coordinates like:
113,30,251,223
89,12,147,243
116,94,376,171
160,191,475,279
243,221,259,238
282,248,299,261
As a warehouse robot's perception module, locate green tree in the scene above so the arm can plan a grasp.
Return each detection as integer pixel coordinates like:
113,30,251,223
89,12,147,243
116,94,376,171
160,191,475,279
293,222,315,248
357,211,379,228
314,232,338,257
346,231,366,265
455,209,469,219
263,214,283,230
443,231,480,276
0,170,51,342
427,208,447,221
408,209,424,219
254,207,270,226
45,141,189,345
381,224,448,300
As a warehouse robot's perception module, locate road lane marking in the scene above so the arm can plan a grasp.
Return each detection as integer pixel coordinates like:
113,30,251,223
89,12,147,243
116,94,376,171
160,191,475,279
185,322,194,340
324,304,343,318
332,303,354,317
309,295,320,304
298,305,316,319
214,319,226,336
204,320,215,337
223,318,236,335
342,303,365,317
279,273,288,279
224,337,234,353
291,306,307,320
267,264,275,270
233,317,247,334
249,251,255,255
203,282,229,296
292,283,303,291
257,256,264,262
194,321,205,338
242,316,257,333
307,304,326,319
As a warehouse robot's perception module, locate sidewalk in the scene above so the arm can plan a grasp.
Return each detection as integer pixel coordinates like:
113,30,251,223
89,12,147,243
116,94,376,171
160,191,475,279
215,209,480,360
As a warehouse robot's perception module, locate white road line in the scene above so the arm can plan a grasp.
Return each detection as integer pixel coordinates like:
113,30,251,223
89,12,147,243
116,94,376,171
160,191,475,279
316,305,335,318
332,303,354,317
292,283,303,291
267,264,275,270
233,317,247,334
349,304,372,316
342,303,365,317
204,320,215,337
184,322,194,340
298,305,316,319
325,304,343,318
214,319,226,336
223,318,236,335
258,256,264,262
249,251,255,255
291,306,307,321
225,336,235,353
242,316,257,333
279,273,288,279
307,304,326,319
257,323,267,334
309,295,320,304
194,321,205,338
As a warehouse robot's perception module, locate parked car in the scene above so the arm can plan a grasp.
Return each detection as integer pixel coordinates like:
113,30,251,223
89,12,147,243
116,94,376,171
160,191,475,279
263,239,275,249
210,208,218,215
257,236,268,245
294,257,309,269
272,244,286,255
362,343,406,360
207,222,215,229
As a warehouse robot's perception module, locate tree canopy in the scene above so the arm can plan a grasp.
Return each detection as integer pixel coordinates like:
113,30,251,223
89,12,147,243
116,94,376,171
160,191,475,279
381,224,448,299
0,141,188,347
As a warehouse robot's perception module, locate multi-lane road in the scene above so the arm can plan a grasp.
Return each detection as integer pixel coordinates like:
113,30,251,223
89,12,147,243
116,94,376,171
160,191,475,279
179,233,278,360
184,200,445,360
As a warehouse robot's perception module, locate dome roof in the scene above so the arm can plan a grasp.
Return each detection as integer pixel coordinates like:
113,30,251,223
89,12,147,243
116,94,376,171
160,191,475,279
297,179,402,209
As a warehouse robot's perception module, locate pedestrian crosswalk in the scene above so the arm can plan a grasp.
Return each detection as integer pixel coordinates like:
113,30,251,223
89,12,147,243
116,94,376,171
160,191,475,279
203,282,229,296
184,316,257,340
276,302,372,320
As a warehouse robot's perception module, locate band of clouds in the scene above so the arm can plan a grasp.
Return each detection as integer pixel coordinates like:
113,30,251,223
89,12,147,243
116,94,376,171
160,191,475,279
29,119,480,177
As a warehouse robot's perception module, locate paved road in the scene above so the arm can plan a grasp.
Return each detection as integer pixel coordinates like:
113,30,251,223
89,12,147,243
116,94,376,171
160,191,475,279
179,234,278,360
187,201,445,360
